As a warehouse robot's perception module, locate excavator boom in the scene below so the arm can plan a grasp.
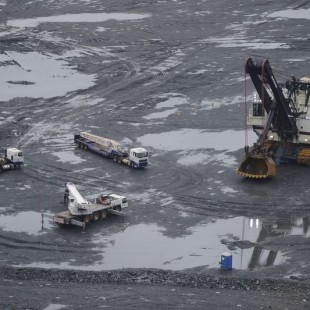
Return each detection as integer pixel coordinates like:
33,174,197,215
237,58,299,179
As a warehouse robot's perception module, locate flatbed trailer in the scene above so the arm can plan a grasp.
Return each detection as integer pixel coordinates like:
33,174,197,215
52,204,124,228
44,182,128,228
74,132,148,168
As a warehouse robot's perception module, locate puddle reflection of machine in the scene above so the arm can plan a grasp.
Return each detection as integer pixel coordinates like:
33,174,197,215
246,216,310,269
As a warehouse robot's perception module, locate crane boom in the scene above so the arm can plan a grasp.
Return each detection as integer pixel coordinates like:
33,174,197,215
66,182,89,208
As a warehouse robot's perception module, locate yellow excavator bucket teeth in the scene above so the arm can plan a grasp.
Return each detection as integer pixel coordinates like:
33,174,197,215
297,148,310,165
236,154,276,179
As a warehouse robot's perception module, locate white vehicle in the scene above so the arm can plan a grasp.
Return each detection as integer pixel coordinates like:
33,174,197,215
0,148,24,172
74,132,148,168
53,182,128,227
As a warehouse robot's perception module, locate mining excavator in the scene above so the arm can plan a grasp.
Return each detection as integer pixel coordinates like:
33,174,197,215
237,58,310,178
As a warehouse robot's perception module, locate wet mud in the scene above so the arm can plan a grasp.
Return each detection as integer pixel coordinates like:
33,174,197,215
1,0,310,308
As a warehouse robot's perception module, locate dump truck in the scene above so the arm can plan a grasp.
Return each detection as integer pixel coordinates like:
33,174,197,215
0,148,24,172
74,132,148,168
51,182,128,228
237,58,310,179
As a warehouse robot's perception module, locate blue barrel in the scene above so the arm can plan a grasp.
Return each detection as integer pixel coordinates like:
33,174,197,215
220,252,232,270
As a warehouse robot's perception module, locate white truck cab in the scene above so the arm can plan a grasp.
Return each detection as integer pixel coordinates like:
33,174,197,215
5,148,24,165
108,194,128,209
129,147,148,166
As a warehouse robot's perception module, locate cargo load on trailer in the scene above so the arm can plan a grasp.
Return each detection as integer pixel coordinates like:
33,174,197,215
51,182,128,228
0,148,24,173
74,132,148,168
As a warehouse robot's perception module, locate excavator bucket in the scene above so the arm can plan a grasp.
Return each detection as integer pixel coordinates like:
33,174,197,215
297,148,310,165
236,153,276,179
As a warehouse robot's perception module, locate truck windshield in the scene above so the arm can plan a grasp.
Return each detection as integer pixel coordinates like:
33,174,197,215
135,152,148,158
18,152,23,156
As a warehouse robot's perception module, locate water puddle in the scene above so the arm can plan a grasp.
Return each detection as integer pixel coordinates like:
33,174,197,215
52,150,86,165
24,216,310,271
7,12,151,28
151,49,185,73
0,51,96,101
89,217,288,270
64,94,104,108
269,8,310,20
201,36,289,49
137,129,257,152
143,94,189,120
143,108,178,120
154,94,189,109
177,150,238,167
43,304,68,310
0,211,53,235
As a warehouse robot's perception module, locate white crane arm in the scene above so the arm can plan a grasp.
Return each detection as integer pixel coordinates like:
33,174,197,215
66,182,88,205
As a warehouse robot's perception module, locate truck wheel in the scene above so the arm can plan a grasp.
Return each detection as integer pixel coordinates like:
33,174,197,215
93,212,100,222
117,157,122,164
100,210,108,220
14,164,20,169
113,156,118,162
83,215,91,224
114,206,122,212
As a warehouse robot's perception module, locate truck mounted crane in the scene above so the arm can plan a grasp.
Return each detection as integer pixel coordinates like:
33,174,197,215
52,182,128,227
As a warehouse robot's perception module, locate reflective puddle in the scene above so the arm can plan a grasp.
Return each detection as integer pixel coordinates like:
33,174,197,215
201,36,289,50
0,211,53,235
143,108,178,120
0,51,96,101
269,8,310,20
7,12,151,28
52,150,86,165
19,216,310,271
154,94,189,109
43,304,67,310
90,217,290,270
137,129,257,152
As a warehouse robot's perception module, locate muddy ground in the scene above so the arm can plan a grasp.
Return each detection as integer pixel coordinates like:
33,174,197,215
1,0,310,309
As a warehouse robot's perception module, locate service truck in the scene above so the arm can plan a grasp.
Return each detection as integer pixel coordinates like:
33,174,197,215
74,132,148,168
0,148,24,172
52,182,128,228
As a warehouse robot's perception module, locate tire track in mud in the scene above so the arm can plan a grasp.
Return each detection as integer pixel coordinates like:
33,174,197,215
0,235,97,254
152,160,310,218
172,192,310,219
23,161,122,191
156,165,201,193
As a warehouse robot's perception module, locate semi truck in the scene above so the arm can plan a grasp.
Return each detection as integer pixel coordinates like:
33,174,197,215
0,148,24,172
74,132,148,168
52,182,128,228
